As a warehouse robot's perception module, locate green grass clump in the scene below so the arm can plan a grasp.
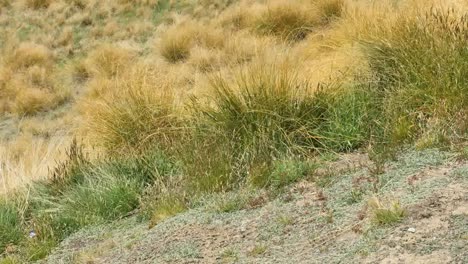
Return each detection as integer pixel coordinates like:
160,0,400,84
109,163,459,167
200,63,325,158
366,8,468,147
0,201,22,253
185,63,326,192
58,175,140,225
318,84,383,152
250,158,316,188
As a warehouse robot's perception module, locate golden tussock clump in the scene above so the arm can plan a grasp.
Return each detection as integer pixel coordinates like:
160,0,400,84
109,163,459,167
5,42,53,71
254,0,322,41
85,44,137,79
80,63,180,153
159,21,226,63
24,0,52,9
0,42,69,115
0,135,70,194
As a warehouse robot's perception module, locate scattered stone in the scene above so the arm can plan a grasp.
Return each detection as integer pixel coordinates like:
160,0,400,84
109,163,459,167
407,227,416,233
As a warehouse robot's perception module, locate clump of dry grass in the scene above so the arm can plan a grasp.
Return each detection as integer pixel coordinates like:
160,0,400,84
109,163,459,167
85,44,136,79
159,22,225,63
0,0,11,8
81,63,180,153
254,0,321,41
25,0,52,9
5,42,53,71
188,46,223,72
218,3,256,30
0,135,69,194
316,0,345,21
0,43,69,115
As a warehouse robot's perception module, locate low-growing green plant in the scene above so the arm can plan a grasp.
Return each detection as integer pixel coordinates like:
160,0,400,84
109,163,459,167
23,239,57,262
251,158,316,188
368,197,405,226
146,194,187,228
248,244,267,257
58,174,141,225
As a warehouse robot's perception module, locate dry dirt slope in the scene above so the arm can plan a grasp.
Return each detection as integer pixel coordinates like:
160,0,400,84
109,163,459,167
43,149,468,264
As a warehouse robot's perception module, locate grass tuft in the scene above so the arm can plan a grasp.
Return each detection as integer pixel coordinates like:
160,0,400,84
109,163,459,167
368,197,406,226
255,1,320,41
82,65,180,153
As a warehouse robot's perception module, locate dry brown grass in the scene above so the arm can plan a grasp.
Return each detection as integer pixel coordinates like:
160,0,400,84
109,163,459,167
25,0,52,9
0,42,70,115
85,44,136,79
5,42,52,71
254,0,322,41
159,21,225,63
80,63,180,153
0,135,70,194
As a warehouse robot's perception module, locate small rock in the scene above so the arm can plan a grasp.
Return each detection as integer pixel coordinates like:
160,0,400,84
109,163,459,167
29,230,37,239
407,227,416,233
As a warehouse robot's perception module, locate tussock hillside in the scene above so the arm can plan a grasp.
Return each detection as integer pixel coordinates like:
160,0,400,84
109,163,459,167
0,0,467,263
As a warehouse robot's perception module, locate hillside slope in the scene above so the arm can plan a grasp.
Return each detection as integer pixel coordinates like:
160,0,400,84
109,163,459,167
44,150,467,263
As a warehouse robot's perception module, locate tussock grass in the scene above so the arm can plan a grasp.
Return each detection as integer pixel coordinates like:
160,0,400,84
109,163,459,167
316,0,344,21
366,6,468,147
255,0,321,41
25,0,52,10
0,42,69,115
86,44,136,79
81,64,180,153
4,43,52,71
0,136,70,194
199,62,324,157
0,141,179,259
159,22,225,63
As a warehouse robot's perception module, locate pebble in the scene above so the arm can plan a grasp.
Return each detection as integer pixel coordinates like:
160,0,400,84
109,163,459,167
407,227,416,233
